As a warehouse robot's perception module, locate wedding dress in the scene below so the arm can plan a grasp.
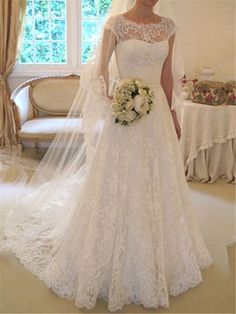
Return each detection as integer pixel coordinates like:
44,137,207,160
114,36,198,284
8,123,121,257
1,14,213,312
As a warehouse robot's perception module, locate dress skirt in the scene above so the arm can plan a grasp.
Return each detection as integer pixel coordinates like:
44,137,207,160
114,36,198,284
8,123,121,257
2,86,213,312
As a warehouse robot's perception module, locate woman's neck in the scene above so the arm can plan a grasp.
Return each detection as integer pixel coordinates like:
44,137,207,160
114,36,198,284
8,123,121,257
131,3,154,18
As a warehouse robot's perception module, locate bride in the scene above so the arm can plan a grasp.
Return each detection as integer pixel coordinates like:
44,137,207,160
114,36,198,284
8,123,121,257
0,0,213,312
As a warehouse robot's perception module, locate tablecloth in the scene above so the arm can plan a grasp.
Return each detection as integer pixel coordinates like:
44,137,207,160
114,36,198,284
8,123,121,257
177,100,236,183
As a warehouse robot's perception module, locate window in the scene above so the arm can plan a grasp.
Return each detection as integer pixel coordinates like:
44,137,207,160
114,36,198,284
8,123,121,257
81,0,111,64
15,0,112,76
20,0,67,64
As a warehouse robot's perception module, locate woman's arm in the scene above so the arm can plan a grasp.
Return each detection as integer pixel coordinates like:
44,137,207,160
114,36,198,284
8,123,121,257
161,34,175,110
161,35,181,140
98,28,116,99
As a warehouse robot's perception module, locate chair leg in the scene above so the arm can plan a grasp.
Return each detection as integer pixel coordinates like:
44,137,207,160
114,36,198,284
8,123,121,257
17,142,23,156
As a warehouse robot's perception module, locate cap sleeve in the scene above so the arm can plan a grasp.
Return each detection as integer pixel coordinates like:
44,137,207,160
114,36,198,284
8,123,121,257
104,16,117,34
163,17,178,39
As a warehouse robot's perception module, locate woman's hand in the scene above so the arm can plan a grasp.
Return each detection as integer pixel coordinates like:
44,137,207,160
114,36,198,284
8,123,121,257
171,109,181,140
105,95,113,107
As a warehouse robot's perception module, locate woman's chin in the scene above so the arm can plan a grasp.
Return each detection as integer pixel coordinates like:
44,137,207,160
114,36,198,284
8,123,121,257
141,0,159,7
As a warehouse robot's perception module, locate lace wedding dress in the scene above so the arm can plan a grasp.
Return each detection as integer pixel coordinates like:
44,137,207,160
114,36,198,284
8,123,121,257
1,15,213,312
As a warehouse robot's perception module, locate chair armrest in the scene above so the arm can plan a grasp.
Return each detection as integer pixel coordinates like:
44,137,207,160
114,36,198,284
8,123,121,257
11,85,34,128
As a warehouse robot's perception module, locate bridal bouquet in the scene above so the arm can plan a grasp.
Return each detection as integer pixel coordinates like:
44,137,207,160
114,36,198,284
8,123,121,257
111,78,154,126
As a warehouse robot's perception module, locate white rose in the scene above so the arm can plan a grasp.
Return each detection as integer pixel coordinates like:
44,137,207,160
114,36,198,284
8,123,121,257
112,103,123,112
133,94,144,112
121,90,129,98
139,102,150,115
114,94,122,103
130,84,136,92
135,79,143,88
125,100,134,110
117,110,137,124
121,79,133,87
125,110,137,123
114,111,123,117
138,88,147,96
148,89,154,97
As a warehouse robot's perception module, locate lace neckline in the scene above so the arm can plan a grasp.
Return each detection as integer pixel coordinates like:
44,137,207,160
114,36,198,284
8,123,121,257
120,14,164,27
106,14,176,44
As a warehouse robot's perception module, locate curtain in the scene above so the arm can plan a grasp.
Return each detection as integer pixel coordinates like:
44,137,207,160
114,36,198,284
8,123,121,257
0,0,26,147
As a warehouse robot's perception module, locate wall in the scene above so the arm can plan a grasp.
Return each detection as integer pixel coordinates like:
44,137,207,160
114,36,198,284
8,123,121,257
171,0,235,81
8,0,235,92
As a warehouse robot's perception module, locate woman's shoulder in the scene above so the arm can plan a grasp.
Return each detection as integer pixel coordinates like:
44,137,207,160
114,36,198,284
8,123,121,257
159,16,178,38
104,14,123,31
162,16,177,27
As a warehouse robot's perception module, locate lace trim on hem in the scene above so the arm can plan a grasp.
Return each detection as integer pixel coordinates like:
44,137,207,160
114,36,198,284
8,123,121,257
1,240,213,313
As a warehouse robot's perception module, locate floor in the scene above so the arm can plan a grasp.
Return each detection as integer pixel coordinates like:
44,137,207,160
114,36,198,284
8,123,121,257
0,148,235,314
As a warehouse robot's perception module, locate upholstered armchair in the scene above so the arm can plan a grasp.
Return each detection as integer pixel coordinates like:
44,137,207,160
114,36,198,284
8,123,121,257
11,74,81,154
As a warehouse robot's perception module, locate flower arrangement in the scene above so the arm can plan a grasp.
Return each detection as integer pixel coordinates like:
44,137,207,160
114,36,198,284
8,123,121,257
225,81,236,106
181,75,198,100
192,81,225,105
111,78,154,126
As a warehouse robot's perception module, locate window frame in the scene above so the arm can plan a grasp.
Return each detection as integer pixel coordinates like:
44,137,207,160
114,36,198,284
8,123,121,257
12,0,82,77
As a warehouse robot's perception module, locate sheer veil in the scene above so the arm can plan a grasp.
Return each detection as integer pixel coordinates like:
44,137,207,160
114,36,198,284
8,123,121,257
0,0,193,252
0,0,185,243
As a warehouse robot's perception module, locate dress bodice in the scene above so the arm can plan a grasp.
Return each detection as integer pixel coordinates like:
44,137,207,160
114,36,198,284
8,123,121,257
105,14,177,88
115,40,169,88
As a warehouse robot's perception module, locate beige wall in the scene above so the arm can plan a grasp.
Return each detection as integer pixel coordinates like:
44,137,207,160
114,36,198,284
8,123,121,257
171,0,235,81
9,0,235,92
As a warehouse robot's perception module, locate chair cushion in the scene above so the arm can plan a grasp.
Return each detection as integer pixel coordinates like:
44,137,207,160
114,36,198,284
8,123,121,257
18,117,82,141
